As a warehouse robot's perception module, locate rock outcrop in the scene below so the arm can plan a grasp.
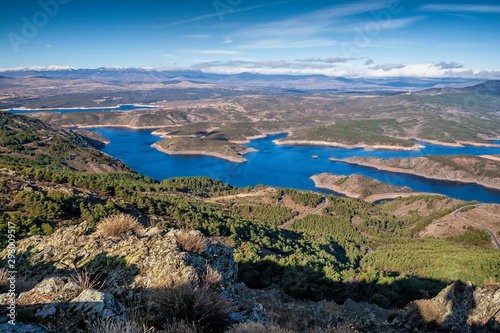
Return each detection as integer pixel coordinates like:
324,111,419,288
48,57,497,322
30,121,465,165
331,155,500,190
4,223,237,294
311,172,416,200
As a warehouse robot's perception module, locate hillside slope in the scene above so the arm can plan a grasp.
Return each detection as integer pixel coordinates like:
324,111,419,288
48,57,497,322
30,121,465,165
0,112,129,173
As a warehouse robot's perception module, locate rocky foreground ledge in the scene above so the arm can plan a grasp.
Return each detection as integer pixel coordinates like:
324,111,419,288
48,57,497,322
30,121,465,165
1,223,499,332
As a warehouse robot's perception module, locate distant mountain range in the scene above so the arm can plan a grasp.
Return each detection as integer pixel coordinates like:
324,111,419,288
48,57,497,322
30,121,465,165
0,66,484,91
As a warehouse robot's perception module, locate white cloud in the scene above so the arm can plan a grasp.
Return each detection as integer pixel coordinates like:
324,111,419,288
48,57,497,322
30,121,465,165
192,60,336,70
419,4,500,13
191,59,500,79
159,1,293,28
434,61,464,70
183,49,244,55
297,57,353,63
223,36,233,44
162,53,181,59
240,38,337,49
365,59,373,65
370,63,406,71
45,45,52,48
235,1,389,38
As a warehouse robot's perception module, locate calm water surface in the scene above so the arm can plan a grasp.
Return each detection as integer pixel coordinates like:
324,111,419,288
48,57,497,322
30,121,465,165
8,105,157,114
86,127,500,203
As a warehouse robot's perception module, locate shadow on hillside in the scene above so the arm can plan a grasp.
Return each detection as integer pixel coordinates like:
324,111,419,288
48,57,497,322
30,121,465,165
3,246,498,332
0,250,141,329
406,280,499,332
1,248,235,332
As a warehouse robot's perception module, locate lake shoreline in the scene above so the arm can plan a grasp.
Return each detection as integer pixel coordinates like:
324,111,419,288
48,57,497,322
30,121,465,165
274,139,424,151
151,142,257,163
330,157,500,191
2,104,158,112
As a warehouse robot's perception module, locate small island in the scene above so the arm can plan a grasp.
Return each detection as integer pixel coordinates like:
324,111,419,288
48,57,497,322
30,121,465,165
310,172,427,202
152,137,257,163
330,155,500,190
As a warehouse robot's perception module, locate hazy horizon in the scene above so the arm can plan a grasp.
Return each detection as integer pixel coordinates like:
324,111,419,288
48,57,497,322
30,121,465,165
1,0,500,79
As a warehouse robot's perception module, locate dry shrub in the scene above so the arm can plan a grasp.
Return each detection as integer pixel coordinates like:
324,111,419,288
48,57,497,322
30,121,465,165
176,230,207,254
97,213,143,237
88,318,198,333
483,277,500,291
149,279,232,333
0,268,8,292
228,322,294,333
71,269,105,291
406,299,444,327
0,268,37,293
202,266,223,291
158,321,198,333
87,318,143,333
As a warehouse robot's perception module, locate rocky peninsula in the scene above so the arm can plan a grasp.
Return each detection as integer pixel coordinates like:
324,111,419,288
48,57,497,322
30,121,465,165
330,155,500,190
152,137,257,163
310,173,427,202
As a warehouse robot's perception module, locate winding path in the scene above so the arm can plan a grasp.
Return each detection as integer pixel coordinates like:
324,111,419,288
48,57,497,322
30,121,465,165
278,196,329,230
452,204,500,250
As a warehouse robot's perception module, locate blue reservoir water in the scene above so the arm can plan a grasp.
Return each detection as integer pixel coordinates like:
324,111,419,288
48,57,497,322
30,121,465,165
85,127,500,203
8,104,157,114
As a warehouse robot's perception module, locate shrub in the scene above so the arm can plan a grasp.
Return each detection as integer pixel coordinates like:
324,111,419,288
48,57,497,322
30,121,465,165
87,318,143,333
0,268,37,293
88,318,198,333
202,266,223,291
71,269,104,291
176,230,207,254
148,279,232,333
0,268,8,292
405,299,444,326
96,213,142,237
228,322,294,333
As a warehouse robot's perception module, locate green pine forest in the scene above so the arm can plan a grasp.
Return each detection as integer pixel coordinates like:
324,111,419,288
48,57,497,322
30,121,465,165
1,112,499,309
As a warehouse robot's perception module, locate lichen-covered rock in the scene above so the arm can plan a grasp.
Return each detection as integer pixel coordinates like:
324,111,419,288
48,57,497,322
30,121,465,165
0,323,47,333
342,299,390,329
69,288,126,319
405,281,500,331
468,284,500,330
1,223,238,298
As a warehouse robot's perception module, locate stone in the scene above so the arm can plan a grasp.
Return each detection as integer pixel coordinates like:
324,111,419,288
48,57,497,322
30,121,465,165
69,288,126,320
0,323,47,333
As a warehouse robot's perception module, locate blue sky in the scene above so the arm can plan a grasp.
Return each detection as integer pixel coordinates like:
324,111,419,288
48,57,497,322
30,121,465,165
1,0,499,78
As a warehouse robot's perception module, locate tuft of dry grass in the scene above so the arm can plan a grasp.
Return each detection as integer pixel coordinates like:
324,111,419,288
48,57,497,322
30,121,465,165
176,230,207,254
71,269,105,291
202,266,223,291
0,268,8,292
87,318,198,333
406,299,444,326
96,213,143,237
0,268,37,293
482,277,500,291
228,322,295,333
